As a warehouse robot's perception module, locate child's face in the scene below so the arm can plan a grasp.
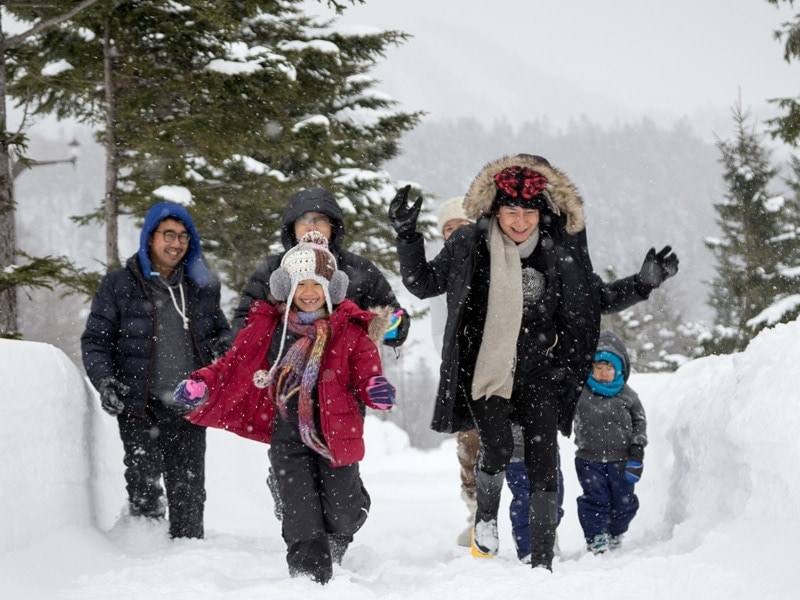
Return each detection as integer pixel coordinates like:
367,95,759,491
292,279,326,312
592,360,616,383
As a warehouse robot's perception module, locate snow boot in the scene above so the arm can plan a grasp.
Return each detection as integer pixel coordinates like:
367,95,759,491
529,491,558,570
471,469,504,558
588,532,610,555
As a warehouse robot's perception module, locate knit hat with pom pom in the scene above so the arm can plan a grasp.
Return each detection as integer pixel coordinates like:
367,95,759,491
269,230,349,315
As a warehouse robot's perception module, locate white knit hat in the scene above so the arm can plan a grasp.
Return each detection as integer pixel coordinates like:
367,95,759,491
258,232,350,388
436,196,473,234
269,230,348,314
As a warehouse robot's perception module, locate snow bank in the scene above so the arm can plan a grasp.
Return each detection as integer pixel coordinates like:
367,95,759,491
0,339,96,552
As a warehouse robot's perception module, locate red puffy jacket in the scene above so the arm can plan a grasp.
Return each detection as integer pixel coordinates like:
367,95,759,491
186,299,388,467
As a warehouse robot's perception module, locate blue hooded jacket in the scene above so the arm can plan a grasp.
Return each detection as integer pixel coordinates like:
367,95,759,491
137,202,211,287
81,202,231,416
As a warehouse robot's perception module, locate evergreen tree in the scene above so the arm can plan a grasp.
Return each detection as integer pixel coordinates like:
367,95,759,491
8,1,421,296
765,0,800,146
0,0,102,338
703,104,800,354
598,265,702,372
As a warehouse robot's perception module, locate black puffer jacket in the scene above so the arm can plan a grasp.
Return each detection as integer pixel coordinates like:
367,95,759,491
81,255,231,416
231,188,409,346
396,154,649,436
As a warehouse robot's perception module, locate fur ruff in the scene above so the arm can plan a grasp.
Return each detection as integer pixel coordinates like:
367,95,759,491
367,306,394,344
463,154,586,234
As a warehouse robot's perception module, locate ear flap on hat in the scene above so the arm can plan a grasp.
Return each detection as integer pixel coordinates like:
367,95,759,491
269,268,292,302
328,270,348,305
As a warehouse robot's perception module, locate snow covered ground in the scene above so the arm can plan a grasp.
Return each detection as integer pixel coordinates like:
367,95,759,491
1,318,799,599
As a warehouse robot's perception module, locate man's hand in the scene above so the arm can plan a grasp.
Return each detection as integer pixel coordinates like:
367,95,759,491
97,377,128,416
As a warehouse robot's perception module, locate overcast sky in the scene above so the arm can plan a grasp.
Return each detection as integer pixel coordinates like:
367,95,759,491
307,0,798,132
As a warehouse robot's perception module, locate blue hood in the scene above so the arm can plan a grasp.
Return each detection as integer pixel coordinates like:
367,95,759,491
137,202,211,287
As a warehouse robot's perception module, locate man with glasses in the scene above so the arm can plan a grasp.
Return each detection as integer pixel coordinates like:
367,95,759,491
82,201,231,539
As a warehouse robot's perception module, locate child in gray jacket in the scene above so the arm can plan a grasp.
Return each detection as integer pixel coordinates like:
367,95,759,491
573,330,647,554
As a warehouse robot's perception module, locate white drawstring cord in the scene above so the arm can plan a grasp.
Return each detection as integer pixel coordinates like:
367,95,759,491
166,281,190,330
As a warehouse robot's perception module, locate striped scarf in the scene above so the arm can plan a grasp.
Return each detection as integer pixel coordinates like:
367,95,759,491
267,309,332,460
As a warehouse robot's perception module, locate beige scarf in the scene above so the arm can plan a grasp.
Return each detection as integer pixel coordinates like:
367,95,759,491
471,219,538,401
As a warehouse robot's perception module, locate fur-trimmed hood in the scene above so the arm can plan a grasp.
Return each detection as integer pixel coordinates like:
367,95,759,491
463,154,586,235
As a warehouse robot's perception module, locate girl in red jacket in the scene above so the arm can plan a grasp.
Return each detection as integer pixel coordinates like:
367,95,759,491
174,231,395,584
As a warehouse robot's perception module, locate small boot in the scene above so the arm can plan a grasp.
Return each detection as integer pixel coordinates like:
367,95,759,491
529,491,558,570
588,533,610,555
471,469,504,558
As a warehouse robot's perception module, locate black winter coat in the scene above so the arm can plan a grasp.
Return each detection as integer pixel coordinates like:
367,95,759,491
397,155,649,437
81,255,231,416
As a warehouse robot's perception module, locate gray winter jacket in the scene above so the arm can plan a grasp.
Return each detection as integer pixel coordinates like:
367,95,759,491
573,331,647,463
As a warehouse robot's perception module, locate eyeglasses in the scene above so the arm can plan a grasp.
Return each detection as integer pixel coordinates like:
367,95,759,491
154,229,191,245
296,215,331,226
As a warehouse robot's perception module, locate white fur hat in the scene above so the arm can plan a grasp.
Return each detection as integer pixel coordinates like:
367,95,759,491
269,230,348,314
436,196,473,234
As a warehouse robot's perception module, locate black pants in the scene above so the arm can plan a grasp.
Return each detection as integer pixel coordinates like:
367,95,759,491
469,376,559,568
269,417,370,584
469,377,559,492
117,398,206,539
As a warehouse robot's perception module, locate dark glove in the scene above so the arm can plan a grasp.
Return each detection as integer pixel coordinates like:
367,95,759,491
366,375,395,410
636,245,679,294
624,460,643,484
173,379,208,414
208,336,231,361
389,185,423,240
97,377,128,416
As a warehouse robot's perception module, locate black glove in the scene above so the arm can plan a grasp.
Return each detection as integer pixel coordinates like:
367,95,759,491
389,185,423,240
208,336,231,361
637,245,679,294
97,377,129,416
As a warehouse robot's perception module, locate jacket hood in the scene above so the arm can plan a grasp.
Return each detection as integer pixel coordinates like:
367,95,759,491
596,330,632,382
280,188,345,255
137,202,211,287
463,154,586,234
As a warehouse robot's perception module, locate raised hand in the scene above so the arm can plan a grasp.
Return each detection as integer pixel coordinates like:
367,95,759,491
637,245,679,293
389,185,423,240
